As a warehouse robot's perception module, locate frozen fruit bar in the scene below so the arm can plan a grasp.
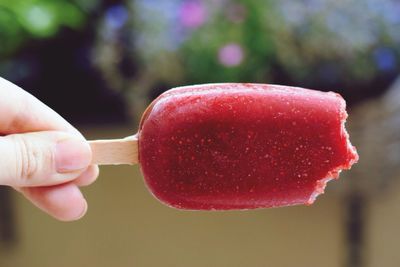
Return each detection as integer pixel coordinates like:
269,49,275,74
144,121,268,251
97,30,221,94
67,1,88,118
138,83,358,210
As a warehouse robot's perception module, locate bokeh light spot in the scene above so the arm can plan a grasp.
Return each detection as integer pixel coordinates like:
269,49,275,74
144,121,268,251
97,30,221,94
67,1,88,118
25,5,55,35
105,5,129,30
373,47,397,71
218,43,244,67
179,0,207,29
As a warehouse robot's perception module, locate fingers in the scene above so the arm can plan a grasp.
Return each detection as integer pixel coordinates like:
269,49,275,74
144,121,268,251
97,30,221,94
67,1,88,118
0,77,80,135
0,131,92,187
0,77,99,221
74,165,99,186
19,183,88,221
14,165,99,221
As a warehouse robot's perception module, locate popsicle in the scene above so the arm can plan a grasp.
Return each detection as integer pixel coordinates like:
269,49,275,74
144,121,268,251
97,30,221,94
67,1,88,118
89,83,358,210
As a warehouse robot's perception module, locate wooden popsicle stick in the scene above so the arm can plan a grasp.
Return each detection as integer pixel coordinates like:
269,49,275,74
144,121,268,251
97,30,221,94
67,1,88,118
89,135,138,165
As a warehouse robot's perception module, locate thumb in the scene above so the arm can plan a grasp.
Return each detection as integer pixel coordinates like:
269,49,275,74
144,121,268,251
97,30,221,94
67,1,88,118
0,131,92,187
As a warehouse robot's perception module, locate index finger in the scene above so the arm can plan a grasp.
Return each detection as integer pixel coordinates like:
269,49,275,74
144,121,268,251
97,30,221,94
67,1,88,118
0,77,81,136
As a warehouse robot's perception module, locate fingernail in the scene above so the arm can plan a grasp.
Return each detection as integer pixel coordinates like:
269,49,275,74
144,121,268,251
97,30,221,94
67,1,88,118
56,138,92,173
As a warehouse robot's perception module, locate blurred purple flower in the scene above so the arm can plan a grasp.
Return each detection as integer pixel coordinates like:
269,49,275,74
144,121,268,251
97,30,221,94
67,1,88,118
105,5,129,30
218,43,244,67
179,0,207,29
373,47,397,71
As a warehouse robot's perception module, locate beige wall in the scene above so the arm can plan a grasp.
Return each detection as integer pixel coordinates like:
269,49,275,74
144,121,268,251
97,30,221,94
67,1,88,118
0,127,398,267
369,185,400,267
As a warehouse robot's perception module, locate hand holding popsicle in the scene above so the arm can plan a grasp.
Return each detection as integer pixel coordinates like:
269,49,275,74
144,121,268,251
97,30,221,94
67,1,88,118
89,83,358,210
0,77,98,221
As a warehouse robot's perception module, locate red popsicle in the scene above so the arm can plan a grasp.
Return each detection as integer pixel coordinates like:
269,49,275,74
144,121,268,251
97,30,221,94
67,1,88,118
137,83,358,210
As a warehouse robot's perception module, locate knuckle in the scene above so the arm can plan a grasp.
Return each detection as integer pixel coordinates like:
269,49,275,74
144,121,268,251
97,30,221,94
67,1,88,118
13,135,39,181
12,135,51,183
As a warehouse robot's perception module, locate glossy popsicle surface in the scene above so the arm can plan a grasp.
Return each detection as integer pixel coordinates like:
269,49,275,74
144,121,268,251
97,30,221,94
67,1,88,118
139,84,358,210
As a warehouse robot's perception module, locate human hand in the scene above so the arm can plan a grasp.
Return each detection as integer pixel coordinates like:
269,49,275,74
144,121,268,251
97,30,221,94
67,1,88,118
0,77,98,221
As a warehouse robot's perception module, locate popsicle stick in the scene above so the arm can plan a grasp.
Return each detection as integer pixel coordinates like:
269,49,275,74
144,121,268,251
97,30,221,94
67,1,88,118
89,135,138,165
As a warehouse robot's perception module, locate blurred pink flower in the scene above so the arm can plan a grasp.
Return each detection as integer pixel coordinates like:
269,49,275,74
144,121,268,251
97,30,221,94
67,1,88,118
218,43,244,67
179,0,207,29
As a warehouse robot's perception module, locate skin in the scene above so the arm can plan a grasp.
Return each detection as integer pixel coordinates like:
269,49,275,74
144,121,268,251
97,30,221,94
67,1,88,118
0,77,98,221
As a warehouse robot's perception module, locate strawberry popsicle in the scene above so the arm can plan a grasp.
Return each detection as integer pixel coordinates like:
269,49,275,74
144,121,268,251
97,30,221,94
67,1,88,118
138,83,358,210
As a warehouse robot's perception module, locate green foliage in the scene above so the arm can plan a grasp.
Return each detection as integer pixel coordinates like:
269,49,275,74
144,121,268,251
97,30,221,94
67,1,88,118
181,0,276,84
0,0,85,55
177,0,400,85
0,7,23,55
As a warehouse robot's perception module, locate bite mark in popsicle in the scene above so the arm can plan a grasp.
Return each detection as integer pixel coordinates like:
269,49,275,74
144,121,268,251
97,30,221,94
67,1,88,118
138,83,358,210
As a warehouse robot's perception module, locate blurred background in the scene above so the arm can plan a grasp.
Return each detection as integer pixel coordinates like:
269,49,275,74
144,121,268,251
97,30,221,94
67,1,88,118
0,0,399,266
